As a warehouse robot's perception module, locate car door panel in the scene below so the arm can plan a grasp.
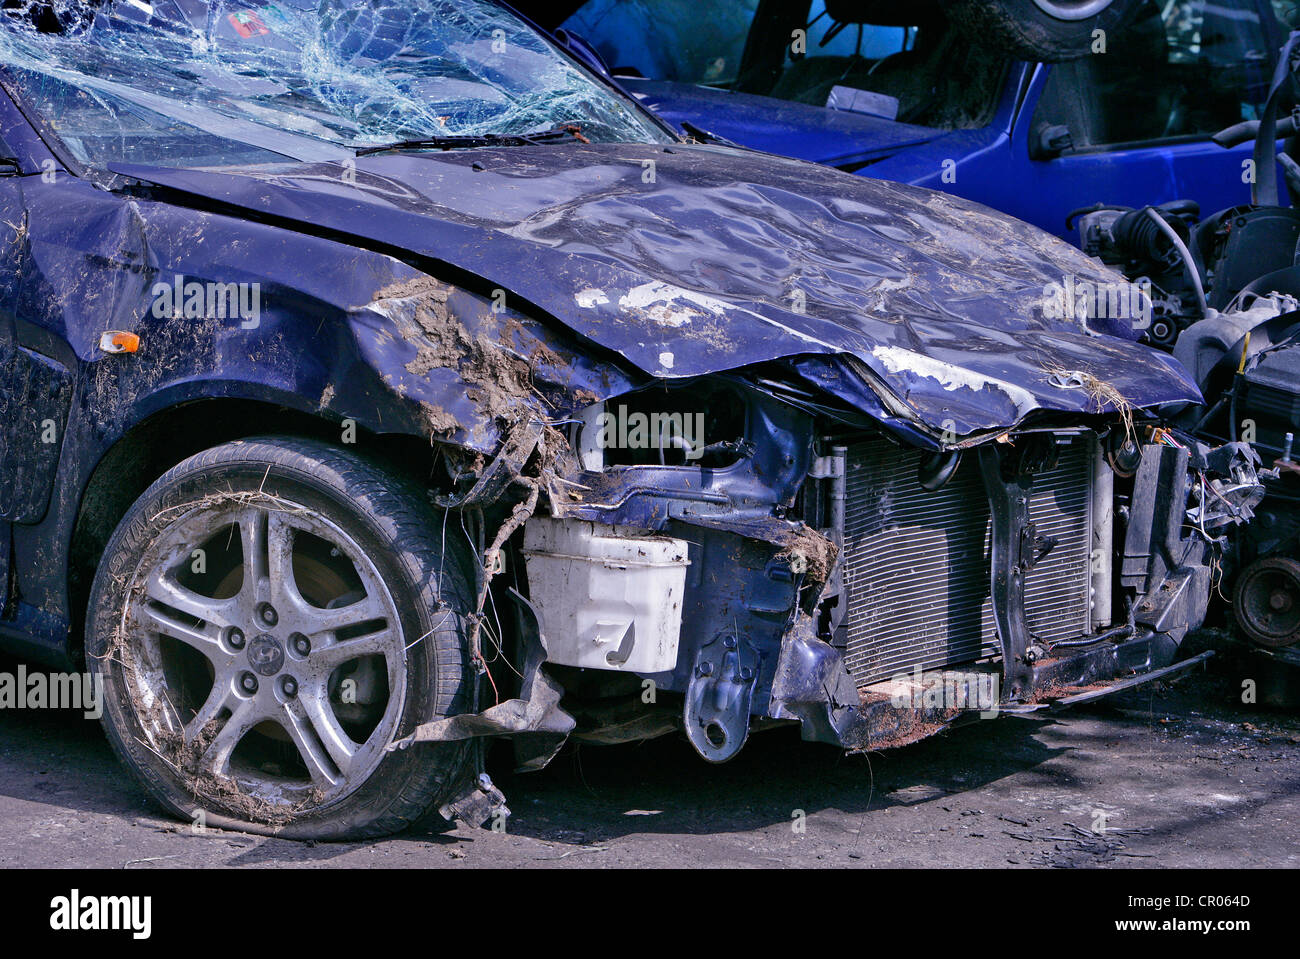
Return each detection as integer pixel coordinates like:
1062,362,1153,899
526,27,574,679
0,341,73,525
0,168,28,612
1021,0,1283,239
0,90,77,639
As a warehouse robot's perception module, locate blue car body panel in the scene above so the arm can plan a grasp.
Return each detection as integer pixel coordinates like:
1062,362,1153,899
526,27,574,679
1,131,1203,664
623,64,1265,242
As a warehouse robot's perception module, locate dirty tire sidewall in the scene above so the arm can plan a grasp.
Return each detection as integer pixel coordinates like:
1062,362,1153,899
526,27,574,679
86,436,474,841
945,0,1141,62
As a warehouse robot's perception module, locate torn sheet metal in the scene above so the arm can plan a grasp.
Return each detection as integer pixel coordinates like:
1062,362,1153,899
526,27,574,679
354,273,639,452
387,666,573,771
388,603,575,772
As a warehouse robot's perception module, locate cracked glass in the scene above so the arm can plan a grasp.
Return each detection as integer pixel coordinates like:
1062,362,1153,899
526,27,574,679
0,0,670,169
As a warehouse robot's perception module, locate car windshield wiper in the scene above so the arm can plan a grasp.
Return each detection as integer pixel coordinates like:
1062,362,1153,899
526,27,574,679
355,124,590,157
680,121,736,147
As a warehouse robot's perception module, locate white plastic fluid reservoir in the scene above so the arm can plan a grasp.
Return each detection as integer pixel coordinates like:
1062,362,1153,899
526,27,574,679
521,517,690,673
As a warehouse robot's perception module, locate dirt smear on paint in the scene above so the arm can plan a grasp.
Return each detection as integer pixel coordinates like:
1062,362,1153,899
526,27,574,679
371,276,546,438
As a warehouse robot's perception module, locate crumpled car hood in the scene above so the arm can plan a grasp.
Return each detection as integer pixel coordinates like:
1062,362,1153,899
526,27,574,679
113,142,1201,438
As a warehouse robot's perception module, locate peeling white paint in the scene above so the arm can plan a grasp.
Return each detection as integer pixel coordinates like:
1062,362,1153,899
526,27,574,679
870,345,1038,415
582,280,839,352
617,281,730,328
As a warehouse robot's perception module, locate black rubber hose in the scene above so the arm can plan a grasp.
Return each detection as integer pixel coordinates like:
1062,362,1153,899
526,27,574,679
1110,207,1178,264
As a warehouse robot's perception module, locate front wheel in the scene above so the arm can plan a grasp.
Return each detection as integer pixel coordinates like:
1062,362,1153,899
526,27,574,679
86,436,475,839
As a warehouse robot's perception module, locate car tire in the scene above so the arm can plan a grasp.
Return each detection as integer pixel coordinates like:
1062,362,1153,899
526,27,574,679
85,435,475,840
944,0,1144,62
1233,555,1300,650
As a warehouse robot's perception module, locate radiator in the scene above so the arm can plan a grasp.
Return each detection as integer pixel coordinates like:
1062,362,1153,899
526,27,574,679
840,436,1095,688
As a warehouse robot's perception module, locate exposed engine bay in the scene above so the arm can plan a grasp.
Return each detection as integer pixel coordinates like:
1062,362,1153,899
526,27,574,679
1066,37,1300,667
396,382,1263,782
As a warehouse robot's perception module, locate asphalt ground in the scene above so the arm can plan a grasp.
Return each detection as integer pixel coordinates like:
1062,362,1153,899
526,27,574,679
1,647,1296,869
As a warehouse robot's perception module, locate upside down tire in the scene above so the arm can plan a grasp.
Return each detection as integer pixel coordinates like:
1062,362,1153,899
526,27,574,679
944,0,1145,62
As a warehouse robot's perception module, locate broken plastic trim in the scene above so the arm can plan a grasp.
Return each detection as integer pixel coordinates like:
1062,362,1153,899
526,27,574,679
387,586,575,772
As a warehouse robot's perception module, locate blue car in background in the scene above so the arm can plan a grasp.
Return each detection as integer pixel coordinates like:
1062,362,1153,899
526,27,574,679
533,0,1294,241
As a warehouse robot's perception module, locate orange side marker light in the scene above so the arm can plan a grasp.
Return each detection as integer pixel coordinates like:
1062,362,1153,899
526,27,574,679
100,330,140,354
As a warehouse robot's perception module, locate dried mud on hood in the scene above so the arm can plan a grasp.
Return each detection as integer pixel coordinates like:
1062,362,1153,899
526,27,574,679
366,275,548,437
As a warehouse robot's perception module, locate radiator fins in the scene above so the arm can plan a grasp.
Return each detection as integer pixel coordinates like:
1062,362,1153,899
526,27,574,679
842,437,1094,688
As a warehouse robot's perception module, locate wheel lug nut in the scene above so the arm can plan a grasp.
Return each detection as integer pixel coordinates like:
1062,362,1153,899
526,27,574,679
240,672,259,694
257,603,278,626
281,676,298,698
228,627,246,650
291,633,311,656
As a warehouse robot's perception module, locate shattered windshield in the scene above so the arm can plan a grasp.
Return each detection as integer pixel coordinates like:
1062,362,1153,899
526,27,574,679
0,0,670,169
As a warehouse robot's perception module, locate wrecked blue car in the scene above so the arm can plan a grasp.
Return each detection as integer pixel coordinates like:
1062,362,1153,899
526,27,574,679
0,0,1259,839
543,0,1290,241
